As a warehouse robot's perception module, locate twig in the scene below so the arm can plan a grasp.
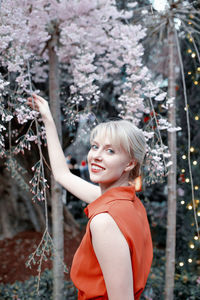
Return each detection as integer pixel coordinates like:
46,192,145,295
148,97,167,172
36,231,49,295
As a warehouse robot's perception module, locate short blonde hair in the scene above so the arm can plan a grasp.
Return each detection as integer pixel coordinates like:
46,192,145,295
90,120,146,180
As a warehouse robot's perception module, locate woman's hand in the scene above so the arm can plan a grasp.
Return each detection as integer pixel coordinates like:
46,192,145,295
27,95,100,203
27,94,52,121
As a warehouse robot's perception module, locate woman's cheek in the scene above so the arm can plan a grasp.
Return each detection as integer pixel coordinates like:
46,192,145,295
87,151,92,164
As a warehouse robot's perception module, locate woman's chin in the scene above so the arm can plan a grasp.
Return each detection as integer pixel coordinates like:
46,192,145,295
89,176,99,184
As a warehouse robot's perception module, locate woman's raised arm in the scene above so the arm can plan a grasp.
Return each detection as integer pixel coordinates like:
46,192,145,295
27,94,101,203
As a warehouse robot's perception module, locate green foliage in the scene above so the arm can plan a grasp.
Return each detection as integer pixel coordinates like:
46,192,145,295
174,271,200,300
141,248,165,300
0,269,77,300
141,248,200,300
0,249,199,300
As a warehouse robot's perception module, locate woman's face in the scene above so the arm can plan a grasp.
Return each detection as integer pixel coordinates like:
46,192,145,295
87,134,134,192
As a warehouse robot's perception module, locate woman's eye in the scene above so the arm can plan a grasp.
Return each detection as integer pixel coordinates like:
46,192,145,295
107,148,115,154
91,144,98,150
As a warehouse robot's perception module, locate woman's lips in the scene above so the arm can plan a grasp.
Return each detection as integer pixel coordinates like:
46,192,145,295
91,163,105,172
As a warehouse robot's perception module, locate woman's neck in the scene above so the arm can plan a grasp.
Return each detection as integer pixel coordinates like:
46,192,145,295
100,178,130,195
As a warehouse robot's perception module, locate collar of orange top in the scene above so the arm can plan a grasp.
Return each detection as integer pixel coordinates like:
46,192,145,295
84,185,136,219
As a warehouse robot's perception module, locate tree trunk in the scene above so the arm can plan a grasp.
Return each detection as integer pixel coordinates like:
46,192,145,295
63,206,80,237
0,200,15,238
164,21,177,300
48,33,64,300
0,164,45,238
20,192,42,232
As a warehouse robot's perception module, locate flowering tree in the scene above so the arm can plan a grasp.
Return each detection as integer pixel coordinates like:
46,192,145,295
0,0,171,297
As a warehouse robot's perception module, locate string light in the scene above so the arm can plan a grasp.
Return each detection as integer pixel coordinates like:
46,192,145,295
189,243,195,249
189,38,193,42
179,47,199,266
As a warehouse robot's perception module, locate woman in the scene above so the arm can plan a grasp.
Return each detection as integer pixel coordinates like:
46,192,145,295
27,94,153,300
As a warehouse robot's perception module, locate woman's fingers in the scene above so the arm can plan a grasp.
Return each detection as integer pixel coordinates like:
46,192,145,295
27,103,39,111
27,94,45,104
32,93,46,103
26,97,39,111
26,94,50,118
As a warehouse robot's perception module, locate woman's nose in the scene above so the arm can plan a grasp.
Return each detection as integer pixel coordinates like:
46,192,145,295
93,149,102,161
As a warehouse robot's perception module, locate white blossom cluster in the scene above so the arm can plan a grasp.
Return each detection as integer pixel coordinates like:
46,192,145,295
15,105,39,124
0,0,173,185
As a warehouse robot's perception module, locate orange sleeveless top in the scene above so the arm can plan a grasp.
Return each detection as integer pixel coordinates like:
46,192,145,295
70,186,153,300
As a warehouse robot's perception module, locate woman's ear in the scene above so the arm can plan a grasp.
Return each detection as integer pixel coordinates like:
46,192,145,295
124,159,136,172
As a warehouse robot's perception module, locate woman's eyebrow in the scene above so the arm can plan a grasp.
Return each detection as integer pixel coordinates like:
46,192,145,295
91,140,98,144
92,140,114,147
92,136,118,148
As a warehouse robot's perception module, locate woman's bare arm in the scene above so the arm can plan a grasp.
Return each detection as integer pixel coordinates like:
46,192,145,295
90,213,134,300
27,94,101,203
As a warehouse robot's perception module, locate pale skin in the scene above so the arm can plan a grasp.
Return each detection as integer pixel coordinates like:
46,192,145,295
27,94,135,300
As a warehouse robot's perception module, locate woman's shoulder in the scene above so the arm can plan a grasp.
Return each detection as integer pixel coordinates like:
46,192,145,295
90,213,129,247
90,212,116,231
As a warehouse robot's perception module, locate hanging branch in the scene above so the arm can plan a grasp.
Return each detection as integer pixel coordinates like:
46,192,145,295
180,21,200,63
148,96,168,172
180,16,200,31
26,228,68,295
174,27,200,240
26,61,50,292
4,88,31,190
175,9,200,16
177,16,200,35
26,60,68,294
149,21,167,36
27,60,48,226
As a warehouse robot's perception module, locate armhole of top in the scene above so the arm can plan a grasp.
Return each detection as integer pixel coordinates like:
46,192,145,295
88,205,133,257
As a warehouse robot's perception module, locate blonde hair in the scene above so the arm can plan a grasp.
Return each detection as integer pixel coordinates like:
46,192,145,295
90,120,146,180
